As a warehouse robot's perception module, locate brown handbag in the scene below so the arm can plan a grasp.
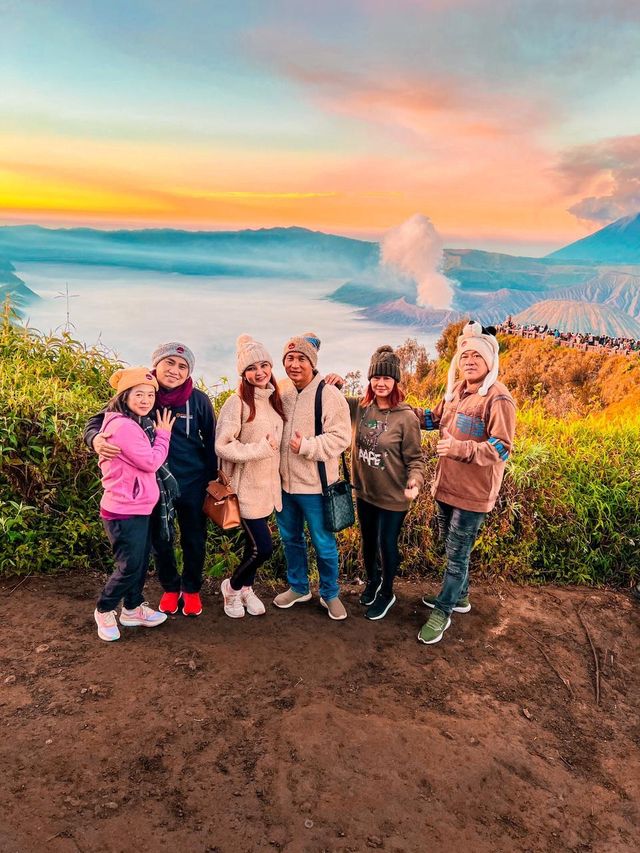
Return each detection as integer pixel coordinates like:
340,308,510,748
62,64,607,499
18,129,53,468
203,469,241,530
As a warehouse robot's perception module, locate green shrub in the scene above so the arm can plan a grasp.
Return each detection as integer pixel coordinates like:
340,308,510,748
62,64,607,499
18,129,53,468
2,307,639,587
0,303,119,574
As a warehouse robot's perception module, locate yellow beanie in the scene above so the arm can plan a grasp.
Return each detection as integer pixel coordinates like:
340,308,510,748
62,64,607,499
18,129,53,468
109,367,159,395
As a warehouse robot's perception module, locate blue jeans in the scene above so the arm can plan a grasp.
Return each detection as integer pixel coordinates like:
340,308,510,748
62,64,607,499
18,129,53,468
435,501,486,615
276,491,340,602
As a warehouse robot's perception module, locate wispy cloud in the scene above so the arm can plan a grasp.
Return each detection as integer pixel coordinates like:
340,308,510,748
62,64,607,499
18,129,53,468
556,135,640,224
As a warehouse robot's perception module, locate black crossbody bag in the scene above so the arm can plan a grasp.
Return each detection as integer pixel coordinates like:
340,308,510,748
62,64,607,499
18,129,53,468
314,380,355,532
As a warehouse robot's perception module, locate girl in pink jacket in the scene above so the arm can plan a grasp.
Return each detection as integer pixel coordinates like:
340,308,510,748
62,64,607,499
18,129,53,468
93,367,176,642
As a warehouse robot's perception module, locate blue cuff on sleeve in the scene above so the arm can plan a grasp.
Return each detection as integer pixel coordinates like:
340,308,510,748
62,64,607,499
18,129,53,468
424,409,436,431
488,436,509,461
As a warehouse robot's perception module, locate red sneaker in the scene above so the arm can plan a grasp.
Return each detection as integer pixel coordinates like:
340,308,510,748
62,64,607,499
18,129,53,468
158,591,180,614
181,591,203,617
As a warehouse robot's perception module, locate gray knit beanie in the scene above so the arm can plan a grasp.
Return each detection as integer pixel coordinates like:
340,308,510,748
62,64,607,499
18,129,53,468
282,331,321,368
368,345,401,382
151,342,195,375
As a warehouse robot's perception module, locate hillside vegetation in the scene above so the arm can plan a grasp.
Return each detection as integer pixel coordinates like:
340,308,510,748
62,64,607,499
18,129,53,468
2,308,639,588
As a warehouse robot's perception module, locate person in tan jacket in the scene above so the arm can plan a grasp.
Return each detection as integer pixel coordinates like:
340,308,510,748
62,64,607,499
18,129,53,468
273,332,352,620
419,321,516,645
215,335,285,618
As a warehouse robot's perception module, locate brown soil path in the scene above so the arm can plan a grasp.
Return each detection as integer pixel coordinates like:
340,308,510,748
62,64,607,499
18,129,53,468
1,575,639,853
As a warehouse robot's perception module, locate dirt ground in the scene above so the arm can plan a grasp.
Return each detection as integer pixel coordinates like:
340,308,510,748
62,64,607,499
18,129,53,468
1,573,639,853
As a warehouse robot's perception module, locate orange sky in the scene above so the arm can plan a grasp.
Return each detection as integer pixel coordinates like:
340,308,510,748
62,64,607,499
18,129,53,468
3,1,639,254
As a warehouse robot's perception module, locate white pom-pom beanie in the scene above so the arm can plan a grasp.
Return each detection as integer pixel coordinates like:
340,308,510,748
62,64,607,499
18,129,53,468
236,334,273,376
444,321,500,401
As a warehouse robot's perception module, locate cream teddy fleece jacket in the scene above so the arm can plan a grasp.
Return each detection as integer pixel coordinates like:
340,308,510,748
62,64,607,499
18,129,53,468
215,386,283,519
279,373,351,495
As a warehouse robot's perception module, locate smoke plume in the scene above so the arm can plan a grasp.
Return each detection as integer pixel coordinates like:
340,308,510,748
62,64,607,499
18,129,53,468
381,214,454,310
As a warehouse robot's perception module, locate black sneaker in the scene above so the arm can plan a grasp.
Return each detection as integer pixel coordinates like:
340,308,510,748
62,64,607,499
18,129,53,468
365,592,396,621
359,577,382,606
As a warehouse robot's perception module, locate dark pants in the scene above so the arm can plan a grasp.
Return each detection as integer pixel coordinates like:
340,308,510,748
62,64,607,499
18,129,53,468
434,501,486,615
152,486,208,594
97,516,152,612
229,517,274,591
356,498,407,597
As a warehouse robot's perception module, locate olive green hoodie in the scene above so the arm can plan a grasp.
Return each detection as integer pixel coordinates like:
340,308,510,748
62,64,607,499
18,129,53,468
347,398,425,512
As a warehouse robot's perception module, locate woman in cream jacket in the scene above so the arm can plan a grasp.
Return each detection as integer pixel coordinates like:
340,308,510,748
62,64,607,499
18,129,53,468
215,335,285,617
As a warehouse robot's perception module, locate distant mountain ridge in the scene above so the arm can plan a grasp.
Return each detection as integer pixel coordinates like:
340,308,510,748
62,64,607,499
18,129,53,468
2,217,640,338
0,224,379,279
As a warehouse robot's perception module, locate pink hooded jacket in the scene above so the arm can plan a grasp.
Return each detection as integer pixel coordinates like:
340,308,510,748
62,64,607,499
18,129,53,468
99,412,171,516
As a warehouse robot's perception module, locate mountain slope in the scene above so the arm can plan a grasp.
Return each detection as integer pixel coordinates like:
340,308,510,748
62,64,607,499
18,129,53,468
361,297,462,330
548,213,640,263
552,271,640,317
0,259,40,306
513,300,640,337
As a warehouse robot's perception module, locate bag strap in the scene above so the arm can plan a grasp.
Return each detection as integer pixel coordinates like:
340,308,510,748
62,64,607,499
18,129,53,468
314,380,351,491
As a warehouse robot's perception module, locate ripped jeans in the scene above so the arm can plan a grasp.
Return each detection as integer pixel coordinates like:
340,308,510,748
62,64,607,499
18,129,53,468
434,501,486,616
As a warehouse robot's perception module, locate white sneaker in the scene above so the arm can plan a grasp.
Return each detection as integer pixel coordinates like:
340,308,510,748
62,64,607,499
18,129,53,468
94,608,120,642
241,586,266,616
119,603,167,628
221,578,245,618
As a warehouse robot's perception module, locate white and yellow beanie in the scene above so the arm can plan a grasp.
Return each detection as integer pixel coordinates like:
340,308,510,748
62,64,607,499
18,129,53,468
445,321,500,401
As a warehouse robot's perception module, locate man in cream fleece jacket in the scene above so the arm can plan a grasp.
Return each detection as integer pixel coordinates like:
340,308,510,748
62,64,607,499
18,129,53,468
273,332,352,620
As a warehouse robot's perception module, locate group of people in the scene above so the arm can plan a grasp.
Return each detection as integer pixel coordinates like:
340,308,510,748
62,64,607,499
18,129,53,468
86,321,517,647
499,318,640,354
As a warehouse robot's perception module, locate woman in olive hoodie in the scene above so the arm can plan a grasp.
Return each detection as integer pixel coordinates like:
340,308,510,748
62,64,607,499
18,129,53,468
343,346,424,620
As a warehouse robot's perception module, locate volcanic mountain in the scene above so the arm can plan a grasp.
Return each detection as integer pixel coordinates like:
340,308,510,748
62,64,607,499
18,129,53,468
548,213,640,264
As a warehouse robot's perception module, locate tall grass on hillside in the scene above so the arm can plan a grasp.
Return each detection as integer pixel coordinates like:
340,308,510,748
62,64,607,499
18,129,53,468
2,308,638,587
0,301,120,573
473,405,640,585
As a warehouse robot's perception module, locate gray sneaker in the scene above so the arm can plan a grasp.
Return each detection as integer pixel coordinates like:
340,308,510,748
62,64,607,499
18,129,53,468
319,597,348,621
422,593,471,613
273,588,312,609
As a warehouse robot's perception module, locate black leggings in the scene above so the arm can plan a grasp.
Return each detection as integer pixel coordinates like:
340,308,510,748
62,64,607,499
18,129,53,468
356,498,407,596
230,517,274,590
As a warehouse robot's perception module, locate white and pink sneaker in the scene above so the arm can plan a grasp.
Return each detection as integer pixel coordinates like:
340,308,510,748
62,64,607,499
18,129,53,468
241,586,266,616
119,603,167,628
94,608,120,642
221,578,245,618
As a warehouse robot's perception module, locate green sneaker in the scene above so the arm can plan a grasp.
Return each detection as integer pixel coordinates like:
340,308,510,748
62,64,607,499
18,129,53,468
418,608,452,645
422,593,471,613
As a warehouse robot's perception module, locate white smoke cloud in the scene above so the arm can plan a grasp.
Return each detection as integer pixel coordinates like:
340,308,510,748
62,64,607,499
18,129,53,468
381,214,454,310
